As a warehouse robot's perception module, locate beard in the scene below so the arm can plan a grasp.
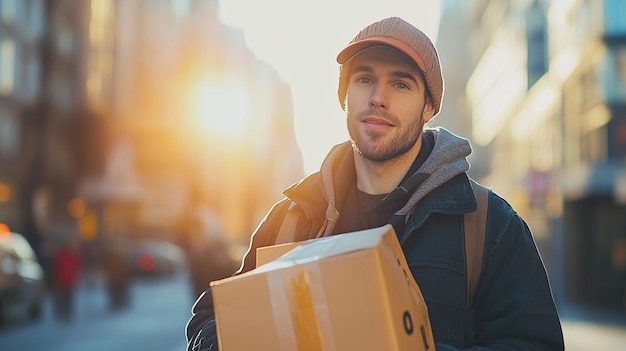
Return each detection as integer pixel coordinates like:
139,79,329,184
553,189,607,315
347,108,424,163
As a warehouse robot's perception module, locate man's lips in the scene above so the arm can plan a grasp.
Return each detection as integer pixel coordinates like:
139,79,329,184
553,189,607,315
362,116,394,126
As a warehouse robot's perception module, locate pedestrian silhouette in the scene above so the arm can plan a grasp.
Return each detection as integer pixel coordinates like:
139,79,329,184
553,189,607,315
53,239,82,322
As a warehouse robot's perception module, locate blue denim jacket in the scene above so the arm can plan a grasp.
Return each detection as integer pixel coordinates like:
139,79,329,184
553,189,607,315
400,174,563,349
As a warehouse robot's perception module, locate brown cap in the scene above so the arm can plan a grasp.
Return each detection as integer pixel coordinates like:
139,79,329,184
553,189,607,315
336,17,444,115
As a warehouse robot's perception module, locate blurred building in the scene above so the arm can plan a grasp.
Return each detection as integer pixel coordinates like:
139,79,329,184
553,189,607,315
0,1,40,229
436,1,484,180
0,0,83,249
438,0,626,314
1,0,304,263
546,0,626,314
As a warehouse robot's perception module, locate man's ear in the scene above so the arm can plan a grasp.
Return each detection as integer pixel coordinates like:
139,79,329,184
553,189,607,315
423,96,436,123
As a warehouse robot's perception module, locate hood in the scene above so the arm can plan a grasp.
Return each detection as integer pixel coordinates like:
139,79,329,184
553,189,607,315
395,127,472,216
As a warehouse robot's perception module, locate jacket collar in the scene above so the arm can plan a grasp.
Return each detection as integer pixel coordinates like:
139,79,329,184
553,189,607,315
283,142,354,236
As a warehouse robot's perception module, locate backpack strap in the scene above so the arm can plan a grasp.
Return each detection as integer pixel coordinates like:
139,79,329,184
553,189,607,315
275,202,300,244
464,180,490,308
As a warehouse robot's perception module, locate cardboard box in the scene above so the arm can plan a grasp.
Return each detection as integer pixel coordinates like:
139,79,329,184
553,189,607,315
210,224,435,350
256,240,304,267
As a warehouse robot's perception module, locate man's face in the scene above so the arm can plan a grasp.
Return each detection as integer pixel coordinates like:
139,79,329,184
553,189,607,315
345,46,434,163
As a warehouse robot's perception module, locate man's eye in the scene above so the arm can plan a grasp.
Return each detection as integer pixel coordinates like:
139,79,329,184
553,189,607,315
395,82,409,89
357,77,372,84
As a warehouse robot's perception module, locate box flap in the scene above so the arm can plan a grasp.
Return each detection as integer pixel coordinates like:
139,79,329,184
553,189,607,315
254,225,393,274
256,241,303,266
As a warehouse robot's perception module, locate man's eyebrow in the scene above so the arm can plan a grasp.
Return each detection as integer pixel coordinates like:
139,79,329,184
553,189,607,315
352,65,374,74
391,71,420,86
352,65,421,86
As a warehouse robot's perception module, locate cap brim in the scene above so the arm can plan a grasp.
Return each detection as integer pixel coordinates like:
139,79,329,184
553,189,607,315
336,36,427,73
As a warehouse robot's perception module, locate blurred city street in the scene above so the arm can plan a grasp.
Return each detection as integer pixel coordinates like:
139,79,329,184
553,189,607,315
0,270,193,351
559,303,626,351
0,264,625,350
562,318,626,351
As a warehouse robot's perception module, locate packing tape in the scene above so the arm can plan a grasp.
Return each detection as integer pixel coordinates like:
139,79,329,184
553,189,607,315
268,264,336,351
268,270,298,350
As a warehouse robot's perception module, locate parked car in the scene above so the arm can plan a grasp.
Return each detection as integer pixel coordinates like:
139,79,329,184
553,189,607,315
128,239,186,277
0,228,46,326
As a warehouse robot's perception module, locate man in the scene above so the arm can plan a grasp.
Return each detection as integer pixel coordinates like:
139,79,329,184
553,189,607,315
186,17,564,350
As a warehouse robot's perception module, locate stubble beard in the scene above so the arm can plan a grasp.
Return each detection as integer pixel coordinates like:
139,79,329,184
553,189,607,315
347,109,424,163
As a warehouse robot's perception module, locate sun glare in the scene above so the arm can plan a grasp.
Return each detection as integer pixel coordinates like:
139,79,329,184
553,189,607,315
188,78,252,139
220,0,442,175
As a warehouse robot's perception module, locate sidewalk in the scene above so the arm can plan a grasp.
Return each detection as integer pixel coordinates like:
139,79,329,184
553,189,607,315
559,303,626,350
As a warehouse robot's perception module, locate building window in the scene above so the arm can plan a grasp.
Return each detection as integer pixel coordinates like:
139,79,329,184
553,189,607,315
581,65,602,111
526,0,548,88
0,110,19,159
23,0,45,41
531,118,555,171
23,51,41,103
583,126,608,163
562,81,584,167
607,47,626,103
0,39,16,95
0,0,17,25
87,0,115,110
604,0,626,34
611,118,626,158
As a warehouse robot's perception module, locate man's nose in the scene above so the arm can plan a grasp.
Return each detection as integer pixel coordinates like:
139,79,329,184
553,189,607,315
369,84,389,109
